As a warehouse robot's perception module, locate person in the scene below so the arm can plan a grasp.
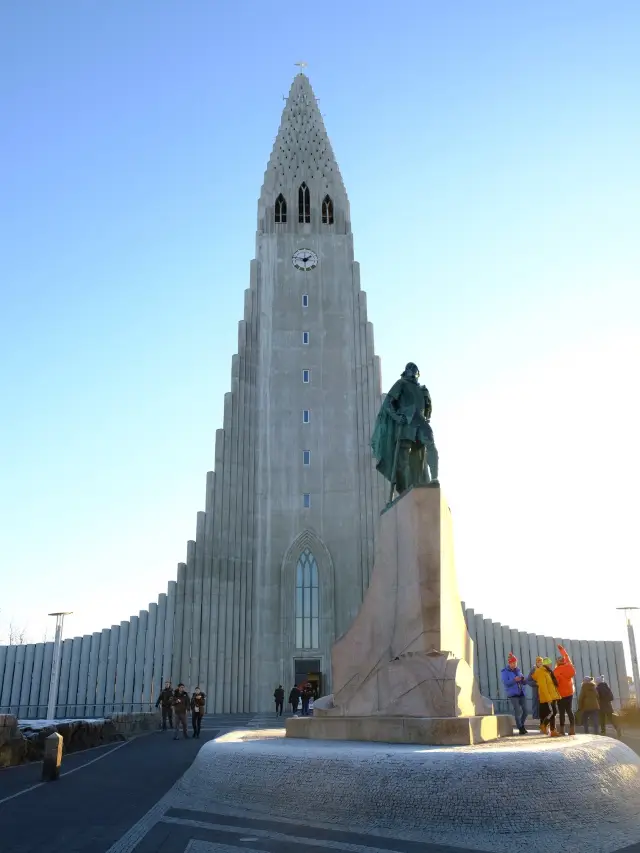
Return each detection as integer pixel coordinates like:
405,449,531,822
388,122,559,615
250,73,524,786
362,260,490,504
596,676,621,737
172,683,190,740
371,362,439,496
274,685,285,717
190,687,206,738
526,664,540,720
289,685,301,715
554,644,576,736
301,683,312,717
156,680,174,730
500,652,528,735
531,656,561,736
578,676,600,735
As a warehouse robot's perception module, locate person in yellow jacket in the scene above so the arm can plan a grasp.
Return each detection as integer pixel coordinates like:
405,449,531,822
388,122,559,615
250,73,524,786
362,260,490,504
531,656,562,736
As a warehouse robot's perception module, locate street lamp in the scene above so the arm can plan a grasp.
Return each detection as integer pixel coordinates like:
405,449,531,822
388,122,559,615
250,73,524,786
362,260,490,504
616,607,640,705
46,612,72,720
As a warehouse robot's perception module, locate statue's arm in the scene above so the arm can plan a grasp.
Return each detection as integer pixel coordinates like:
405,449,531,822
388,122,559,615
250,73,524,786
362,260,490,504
383,382,407,424
422,385,432,420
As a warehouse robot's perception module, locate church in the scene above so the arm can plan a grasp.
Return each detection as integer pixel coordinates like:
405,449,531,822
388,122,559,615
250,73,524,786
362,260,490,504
0,73,629,719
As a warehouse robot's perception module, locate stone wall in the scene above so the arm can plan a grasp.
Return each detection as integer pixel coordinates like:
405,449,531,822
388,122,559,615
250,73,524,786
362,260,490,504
0,711,160,768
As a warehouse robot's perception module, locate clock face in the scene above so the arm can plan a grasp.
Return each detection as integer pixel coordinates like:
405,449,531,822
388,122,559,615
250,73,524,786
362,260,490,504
292,249,318,271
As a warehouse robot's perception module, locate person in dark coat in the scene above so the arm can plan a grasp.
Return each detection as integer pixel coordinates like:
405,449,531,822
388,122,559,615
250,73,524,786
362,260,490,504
190,687,206,738
274,685,285,717
596,676,621,737
156,681,174,730
301,683,313,716
289,685,301,715
172,684,190,740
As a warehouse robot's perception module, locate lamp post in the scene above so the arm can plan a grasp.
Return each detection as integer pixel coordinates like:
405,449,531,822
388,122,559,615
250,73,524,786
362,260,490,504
46,612,72,720
616,607,640,706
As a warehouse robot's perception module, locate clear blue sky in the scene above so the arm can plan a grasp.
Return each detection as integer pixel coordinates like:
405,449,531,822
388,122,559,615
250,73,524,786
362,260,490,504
1,2,639,662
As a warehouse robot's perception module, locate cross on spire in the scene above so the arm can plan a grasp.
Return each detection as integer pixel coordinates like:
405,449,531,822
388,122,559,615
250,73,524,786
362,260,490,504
294,61,308,74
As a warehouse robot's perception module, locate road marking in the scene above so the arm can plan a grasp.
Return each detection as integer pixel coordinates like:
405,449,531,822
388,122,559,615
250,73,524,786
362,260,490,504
0,739,130,807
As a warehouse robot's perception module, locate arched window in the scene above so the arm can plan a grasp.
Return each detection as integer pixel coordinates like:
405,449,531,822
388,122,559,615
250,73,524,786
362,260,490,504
295,548,319,649
298,183,310,223
275,194,287,224
322,195,334,225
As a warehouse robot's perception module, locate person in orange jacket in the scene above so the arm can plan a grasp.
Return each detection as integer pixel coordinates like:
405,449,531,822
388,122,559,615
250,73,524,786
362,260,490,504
554,644,576,736
531,656,562,736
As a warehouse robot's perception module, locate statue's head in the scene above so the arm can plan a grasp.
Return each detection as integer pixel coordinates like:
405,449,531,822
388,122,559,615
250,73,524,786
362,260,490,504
402,362,420,381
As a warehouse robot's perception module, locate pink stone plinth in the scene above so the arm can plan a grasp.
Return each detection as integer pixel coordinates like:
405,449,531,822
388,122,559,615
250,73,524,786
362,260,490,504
316,486,493,722
286,713,513,745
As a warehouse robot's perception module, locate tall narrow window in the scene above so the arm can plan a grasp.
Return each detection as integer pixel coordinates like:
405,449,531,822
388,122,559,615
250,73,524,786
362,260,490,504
302,369,310,383
302,331,309,345
296,548,319,648
302,294,309,308
303,493,311,509
298,182,310,223
303,450,311,465
322,195,334,225
302,409,310,423
275,193,287,224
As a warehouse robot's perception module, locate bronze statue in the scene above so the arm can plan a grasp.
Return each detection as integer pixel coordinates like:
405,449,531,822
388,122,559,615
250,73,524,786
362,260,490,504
371,362,439,502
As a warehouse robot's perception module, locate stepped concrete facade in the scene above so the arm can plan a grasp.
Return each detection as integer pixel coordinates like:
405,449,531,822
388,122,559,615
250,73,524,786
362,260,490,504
0,74,630,716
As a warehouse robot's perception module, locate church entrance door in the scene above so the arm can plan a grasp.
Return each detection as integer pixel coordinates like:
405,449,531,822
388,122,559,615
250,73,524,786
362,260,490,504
294,658,322,698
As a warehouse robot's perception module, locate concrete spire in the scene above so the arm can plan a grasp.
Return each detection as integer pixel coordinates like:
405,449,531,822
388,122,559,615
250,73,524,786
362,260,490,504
260,73,348,212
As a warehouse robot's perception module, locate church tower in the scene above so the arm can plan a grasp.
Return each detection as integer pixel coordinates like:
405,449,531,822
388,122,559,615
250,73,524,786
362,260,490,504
172,72,385,712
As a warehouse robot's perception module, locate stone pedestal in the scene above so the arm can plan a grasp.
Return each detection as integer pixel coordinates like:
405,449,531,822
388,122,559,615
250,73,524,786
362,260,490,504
286,486,510,745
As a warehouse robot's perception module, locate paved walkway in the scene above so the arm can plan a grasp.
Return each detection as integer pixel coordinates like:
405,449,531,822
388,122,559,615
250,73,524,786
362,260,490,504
1,715,639,853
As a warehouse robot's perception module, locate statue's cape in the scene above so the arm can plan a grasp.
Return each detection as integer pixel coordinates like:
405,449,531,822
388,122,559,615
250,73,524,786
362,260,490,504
371,404,397,482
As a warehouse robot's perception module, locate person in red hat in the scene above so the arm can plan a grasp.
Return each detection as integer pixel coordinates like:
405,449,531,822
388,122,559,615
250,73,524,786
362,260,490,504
500,652,528,735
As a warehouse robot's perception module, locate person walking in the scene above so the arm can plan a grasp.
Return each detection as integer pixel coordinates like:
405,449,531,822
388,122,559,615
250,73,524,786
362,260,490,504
578,676,600,735
274,685,285,717
172,683,190,740
531,656,562,736
554,645,576,736
596,676,621,737
500,652,528,735
190,687,206,738
156,680,174,730
301,683,312,716
289,685,301,716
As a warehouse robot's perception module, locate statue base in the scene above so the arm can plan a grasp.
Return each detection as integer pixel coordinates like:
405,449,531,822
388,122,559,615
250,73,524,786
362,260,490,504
286,713,513,746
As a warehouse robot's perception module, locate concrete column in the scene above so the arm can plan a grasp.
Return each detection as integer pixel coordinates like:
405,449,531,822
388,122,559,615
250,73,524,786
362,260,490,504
56,639,73,717
569,639,584,689
493,624,505,696
0,646,7,707
613,641,630,707
113,621,129,710
29,643,45,718
103,626,119,715
200,474,215,702
595,640,608,682
1,646,16,712
123,615,139,712
142,603,157,707
66,637,82,717
153,593,167,698
474,614,489,697
209,429,225,712
9,644,26,715
244,272,259,710
190,513,206,690
86,633,101,717
518,631,531,676
19,644,35,718
509,629,522,673
76,635,91,715
163,581,176,686
579,640,593,680
133,610,148,711
605,642,620,706
484,618,498,700
172,564,186,685
228,352,242,712
501,626,512,674
38,643,54,716
465,608,479,678
181,543,196,689
218,394,233,713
